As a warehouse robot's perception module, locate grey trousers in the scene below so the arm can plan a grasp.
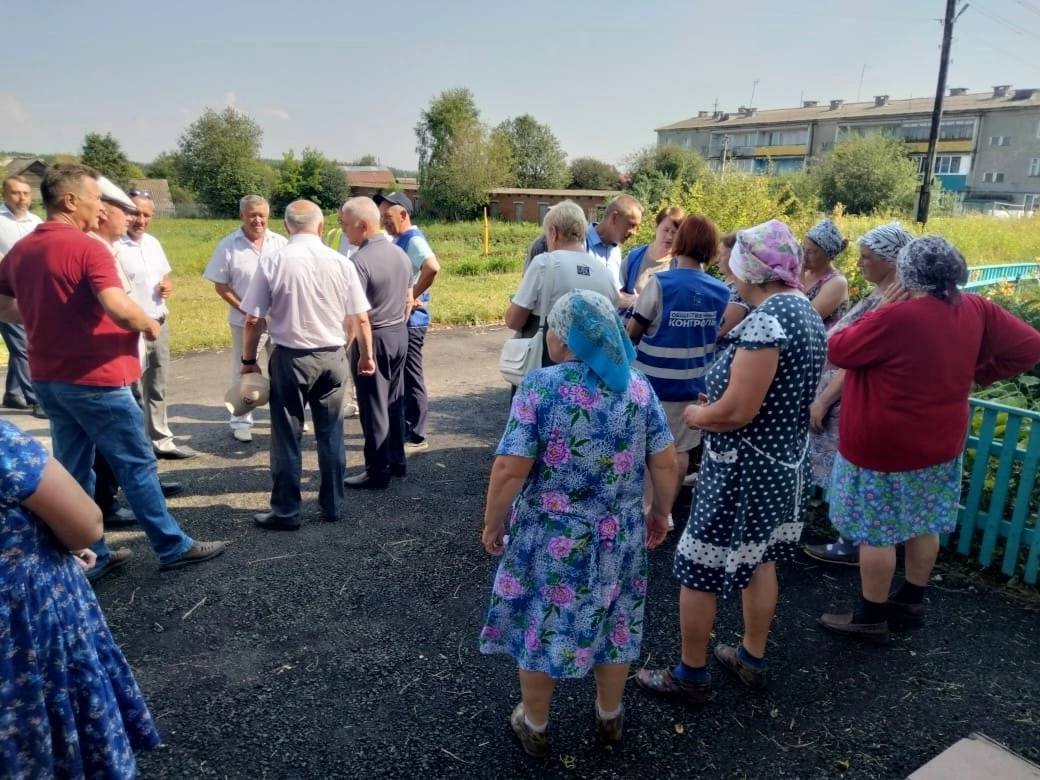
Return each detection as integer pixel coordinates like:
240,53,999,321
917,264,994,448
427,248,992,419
268,345,348,521
0,322,35,405
137,318,176,452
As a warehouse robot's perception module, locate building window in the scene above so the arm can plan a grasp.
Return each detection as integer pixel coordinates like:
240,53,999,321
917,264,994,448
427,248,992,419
989,136,1011,146
982,172,1005,184
1025,194,1040,211
513,202,524,222
1030,158,1040,177
537,202,550,222
901,119,974,141
917,155,963,175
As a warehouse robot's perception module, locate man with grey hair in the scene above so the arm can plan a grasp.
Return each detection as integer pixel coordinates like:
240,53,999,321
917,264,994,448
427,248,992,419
340,197,413,490
203,195,287,442
240,199,374,528
0,174,44,417
523,194,643,306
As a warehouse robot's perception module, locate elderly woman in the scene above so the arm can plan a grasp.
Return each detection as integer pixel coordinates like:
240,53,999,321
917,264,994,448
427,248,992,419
804,223,915,566
619,205,685,307
480,290,678,757
636,219,825,700
717,232,752,339
801,218,850,330
818,237,1040,642
628,214,730,526
505,201,618,377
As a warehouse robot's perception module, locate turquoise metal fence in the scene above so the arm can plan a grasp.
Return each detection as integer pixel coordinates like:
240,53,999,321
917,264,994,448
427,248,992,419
961,263,1040,290
957,398,1040,584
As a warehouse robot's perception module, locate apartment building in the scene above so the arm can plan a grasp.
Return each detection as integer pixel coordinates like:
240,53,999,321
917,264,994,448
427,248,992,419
656,85,1040,210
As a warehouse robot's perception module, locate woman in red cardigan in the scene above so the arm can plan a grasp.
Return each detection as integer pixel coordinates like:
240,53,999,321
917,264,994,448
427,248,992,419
818,236,1040,643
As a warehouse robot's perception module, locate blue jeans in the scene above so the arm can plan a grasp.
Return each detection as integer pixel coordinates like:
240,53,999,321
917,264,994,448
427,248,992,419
34,381,193,565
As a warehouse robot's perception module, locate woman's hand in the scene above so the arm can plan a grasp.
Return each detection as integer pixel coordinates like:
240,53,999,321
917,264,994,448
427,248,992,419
880,282,910,305
645,510,669,549
683,404,702,430
482,524,506,556
809,398,829,433
71,548,97,571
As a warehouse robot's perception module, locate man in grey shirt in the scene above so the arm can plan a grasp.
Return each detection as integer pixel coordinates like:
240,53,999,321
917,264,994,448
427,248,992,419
240,200,374,527
340,197,413,490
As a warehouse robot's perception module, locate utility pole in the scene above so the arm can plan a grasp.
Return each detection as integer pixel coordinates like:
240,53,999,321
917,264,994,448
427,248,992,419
917,0,968,225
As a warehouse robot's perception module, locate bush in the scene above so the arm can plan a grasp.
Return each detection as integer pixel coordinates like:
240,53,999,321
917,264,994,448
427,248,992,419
810,135,918,215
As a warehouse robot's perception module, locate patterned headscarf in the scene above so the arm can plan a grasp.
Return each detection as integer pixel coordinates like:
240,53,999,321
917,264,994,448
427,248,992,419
806,219,847,258
547,289,635,393
896,235,968,302
858,222,915,263
729,219,803,289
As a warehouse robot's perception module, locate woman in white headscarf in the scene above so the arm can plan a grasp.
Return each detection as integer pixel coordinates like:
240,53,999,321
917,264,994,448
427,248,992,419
804,223,915,566
801,218,850,330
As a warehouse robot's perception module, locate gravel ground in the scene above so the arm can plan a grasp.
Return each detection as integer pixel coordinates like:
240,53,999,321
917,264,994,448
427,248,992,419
4,327,1038,779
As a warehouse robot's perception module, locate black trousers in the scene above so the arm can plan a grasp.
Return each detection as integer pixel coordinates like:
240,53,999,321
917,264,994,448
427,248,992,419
268,345,348,520
352,324,407,479
404,327,428,441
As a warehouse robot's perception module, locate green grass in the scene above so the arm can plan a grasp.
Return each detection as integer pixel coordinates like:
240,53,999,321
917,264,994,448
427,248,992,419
2,214,1038,357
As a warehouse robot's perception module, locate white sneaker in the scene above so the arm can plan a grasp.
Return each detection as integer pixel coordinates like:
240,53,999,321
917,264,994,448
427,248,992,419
343,402,359,418
232,428,252,443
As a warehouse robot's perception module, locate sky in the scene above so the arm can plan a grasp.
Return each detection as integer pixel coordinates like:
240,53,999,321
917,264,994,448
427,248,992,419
3,0,1040,169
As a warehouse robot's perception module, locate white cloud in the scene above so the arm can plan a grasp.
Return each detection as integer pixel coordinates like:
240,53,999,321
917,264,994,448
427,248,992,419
0,93,29,126
263,108,290,121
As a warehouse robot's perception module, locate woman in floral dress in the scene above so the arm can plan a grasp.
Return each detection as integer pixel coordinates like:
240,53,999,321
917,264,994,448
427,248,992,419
0,419,160,778
479,290,678,758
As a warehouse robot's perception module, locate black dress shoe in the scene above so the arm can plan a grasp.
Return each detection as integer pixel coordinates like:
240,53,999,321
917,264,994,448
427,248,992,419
156,446,197,460
253,511,300,530
161,481,184,499
2,395,30,410
803,539,860,566
344,472,390,490
390,463,407,479
103,507,137,527
31,404,48,419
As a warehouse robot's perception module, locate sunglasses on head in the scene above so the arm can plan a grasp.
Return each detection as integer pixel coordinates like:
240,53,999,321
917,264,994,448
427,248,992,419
128,189,153,199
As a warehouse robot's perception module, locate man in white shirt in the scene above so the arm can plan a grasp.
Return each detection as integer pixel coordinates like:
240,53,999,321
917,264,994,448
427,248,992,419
239,199,375,529
118,189,194,459
203,195,287,442
0,175,44,417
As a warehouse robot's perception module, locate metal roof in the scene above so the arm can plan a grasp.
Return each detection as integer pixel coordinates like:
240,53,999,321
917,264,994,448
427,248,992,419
656,89,1040,132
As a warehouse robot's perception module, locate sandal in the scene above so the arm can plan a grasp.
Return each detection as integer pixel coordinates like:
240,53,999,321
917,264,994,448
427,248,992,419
634,667,714,704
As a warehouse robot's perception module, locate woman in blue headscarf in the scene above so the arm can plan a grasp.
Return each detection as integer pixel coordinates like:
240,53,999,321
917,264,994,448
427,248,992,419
479,289,678,758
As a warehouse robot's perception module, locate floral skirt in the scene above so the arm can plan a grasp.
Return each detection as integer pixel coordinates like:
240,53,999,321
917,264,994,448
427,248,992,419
829,453,963,546
478,503,647,679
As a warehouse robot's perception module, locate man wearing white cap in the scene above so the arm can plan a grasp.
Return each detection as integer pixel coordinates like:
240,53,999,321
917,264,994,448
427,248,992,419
240,199,374,528
118,188,194,459
0,164,227,580
203,194,287,443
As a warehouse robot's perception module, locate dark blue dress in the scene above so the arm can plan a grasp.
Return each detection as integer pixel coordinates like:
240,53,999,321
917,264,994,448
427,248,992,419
0,420,160,778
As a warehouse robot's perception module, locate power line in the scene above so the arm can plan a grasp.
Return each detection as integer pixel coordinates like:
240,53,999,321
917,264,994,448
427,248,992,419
972,1,1040,36
1014,0,1040,17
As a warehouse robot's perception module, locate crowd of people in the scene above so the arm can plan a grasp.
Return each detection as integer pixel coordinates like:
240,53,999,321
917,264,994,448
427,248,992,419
1,162,1039,772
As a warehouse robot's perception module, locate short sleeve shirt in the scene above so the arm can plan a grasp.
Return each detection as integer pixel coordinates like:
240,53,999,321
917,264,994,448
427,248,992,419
0,206,42,259
402,232,433,282
116,233,172,319
202,228,287,327
0,222,141,386
241,234,370,349
350,234,413,329
513,250,619,318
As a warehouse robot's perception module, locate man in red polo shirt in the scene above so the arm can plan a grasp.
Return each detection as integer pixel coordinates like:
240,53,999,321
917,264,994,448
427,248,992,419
0,164,226,579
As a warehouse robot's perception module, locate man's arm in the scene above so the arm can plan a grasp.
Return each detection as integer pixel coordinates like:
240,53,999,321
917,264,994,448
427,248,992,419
158,273,173,300
412,255,440,300
213,282,243,313
240,315,267,374
96,288,161,340
350,311,376,375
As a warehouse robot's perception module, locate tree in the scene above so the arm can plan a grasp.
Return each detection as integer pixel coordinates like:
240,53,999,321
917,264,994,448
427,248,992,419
423,123,512,219
626,144,708,208
568,157,621,190
493,115,569,189
349,154,379,166
81,132,134,188
145,150,182,182
175,107,269,217
809,134,918,214
272,148,349,212
415,88,511,218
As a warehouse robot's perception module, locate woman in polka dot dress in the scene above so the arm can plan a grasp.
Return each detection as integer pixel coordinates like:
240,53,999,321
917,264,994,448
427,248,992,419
637,219,825,701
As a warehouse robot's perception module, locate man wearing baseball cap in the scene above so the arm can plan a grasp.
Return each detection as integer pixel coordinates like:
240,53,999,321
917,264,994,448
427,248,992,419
374,191,439,453
0,164,226,580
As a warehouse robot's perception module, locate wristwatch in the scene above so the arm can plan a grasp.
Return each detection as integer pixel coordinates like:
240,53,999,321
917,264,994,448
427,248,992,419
241,357,257,365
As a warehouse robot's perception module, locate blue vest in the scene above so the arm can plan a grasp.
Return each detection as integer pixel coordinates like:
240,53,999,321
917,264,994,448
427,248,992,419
633,269,731,401
622,244,650,294
395,228,431,328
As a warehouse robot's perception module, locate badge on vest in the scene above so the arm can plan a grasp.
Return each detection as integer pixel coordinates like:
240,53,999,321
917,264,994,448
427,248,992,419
669,310,717,328
577,265,590,276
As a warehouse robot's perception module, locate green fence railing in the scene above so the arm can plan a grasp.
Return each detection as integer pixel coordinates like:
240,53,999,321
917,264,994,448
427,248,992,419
962,263,1040,290
957,398,1040,584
